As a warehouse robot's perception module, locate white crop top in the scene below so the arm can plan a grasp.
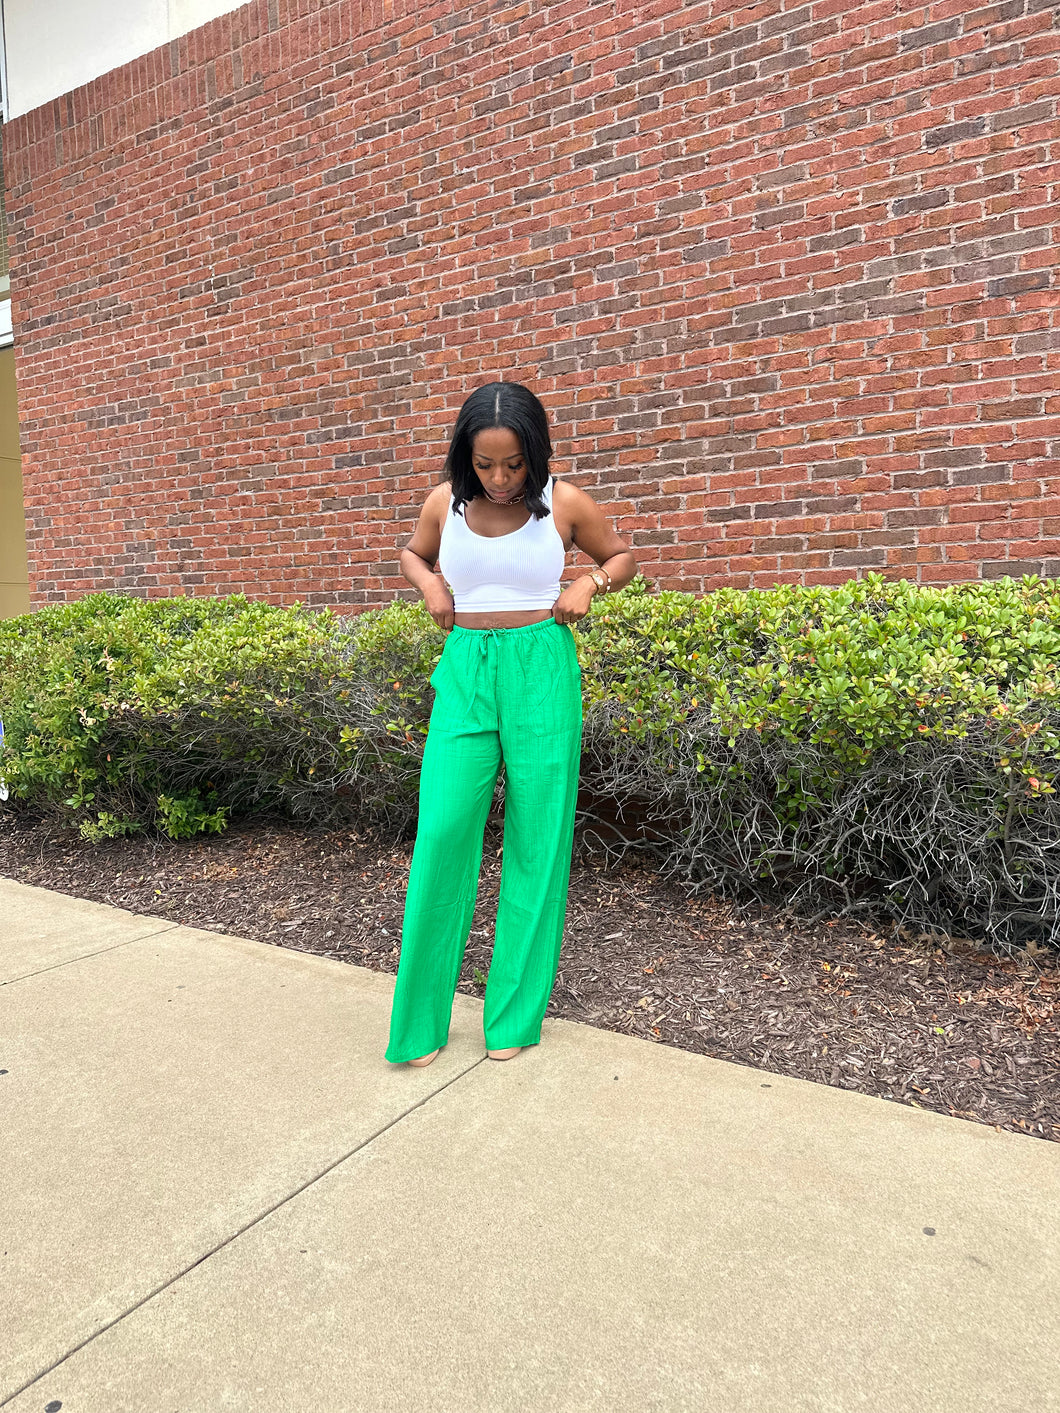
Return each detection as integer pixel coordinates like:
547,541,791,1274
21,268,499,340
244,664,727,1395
437,475,567,613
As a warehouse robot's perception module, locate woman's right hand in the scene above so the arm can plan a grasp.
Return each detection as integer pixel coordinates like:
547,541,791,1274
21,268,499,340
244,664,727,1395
423,579,455,632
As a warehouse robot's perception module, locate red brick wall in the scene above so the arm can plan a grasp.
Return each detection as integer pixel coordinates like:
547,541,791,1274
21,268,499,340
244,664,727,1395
6,0,1060,608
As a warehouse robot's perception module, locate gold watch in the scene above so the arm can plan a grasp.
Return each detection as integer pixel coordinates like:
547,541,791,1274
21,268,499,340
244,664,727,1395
589,569,609,595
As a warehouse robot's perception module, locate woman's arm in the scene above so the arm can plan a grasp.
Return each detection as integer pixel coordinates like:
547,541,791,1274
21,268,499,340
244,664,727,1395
551,481,638,625
401,485,455,631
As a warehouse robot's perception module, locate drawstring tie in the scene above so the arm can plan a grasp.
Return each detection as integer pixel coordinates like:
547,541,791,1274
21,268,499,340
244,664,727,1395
478,628,500,656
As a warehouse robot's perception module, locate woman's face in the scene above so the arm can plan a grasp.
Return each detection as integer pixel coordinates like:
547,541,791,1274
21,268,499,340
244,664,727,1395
471,427,527,504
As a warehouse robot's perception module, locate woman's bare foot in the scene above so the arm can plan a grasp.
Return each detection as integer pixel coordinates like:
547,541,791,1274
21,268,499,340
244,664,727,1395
407,1049,440,1067
486,1046,522,1061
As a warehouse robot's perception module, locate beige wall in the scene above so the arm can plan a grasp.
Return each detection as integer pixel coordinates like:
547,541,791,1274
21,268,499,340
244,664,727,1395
0,346,29,617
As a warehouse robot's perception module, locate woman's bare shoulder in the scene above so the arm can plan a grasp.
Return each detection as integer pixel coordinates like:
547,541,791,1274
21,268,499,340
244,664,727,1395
405,481,452,559
551,476,598,516
424,480,452,524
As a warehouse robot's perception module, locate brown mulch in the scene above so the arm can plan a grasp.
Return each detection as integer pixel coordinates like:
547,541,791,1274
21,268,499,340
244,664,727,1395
2,807,1057,1142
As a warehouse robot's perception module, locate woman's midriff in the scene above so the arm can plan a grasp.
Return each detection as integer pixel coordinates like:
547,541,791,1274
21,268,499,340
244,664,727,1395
453,609,555,630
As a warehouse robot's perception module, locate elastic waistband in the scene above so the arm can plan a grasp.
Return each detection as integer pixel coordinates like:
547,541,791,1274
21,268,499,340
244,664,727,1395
450,617,561,639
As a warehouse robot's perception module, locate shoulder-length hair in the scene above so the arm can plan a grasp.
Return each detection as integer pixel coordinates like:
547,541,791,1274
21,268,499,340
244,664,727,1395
443,381,554,521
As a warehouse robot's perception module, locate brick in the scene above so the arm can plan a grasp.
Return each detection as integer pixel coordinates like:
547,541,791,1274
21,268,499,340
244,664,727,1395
951,464,1011,487
981,559,1051,579
987,272,1051,299
982,398,1044,420
5,0,1051,607
886,508,947,529
833,548,887,567
990,101,1056,133
892,189,952,217
924,117,988,148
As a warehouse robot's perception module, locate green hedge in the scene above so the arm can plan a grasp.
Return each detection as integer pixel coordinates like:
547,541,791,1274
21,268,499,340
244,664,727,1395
0,573,1057,954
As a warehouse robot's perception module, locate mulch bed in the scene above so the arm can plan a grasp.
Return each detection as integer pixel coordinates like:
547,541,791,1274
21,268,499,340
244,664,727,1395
2,806,1057,1142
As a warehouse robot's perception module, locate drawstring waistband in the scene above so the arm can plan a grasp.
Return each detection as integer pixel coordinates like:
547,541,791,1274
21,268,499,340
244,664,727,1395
451,617,561,658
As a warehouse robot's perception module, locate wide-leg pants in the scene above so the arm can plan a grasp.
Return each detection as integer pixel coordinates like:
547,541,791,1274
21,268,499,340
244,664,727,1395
384,617,583,1063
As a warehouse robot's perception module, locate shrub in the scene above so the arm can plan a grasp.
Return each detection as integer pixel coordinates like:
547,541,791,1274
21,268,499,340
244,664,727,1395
573,574,1059,956
0,594,343,840
0,574,1057,954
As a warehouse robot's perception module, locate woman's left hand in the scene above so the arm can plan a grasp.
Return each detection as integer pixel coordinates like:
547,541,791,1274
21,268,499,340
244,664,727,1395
551,576,598,626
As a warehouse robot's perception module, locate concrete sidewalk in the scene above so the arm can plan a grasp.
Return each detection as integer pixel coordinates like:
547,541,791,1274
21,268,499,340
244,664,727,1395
1,878,1057,1413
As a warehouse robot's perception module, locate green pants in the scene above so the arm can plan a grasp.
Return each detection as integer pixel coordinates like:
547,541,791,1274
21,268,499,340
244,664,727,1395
385,617,583,1063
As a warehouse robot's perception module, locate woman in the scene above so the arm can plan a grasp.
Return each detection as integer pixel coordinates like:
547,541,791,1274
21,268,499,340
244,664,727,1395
385,381,637,1067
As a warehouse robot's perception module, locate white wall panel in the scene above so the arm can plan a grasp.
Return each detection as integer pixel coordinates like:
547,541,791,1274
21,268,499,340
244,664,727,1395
4,0,249,118
168,0,245,35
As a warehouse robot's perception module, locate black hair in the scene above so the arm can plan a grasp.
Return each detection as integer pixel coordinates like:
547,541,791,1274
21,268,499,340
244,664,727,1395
443,381,554,520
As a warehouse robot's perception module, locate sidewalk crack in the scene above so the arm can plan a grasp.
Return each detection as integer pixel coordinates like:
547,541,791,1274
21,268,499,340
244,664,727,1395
0,1055,488,1407
0,925,182,987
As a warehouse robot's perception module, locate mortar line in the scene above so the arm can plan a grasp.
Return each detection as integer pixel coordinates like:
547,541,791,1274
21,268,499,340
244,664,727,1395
0,1054,489,1408
0,925,182,987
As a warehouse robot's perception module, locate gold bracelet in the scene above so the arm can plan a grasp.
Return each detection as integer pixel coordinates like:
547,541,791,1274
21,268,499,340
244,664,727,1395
589,568,611,595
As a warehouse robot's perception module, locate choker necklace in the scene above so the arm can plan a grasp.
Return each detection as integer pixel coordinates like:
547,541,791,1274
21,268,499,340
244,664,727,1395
484,489,525,505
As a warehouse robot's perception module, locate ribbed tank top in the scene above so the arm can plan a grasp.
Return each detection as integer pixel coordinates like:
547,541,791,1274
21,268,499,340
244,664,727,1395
437,476,566,613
